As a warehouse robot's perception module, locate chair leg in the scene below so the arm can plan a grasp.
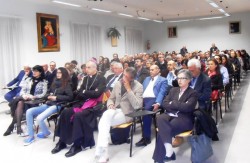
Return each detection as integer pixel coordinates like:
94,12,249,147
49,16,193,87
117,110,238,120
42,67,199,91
224,93,227,112
152,114,158,141
214,102,218,125
130,119,135,157
219,99,222,120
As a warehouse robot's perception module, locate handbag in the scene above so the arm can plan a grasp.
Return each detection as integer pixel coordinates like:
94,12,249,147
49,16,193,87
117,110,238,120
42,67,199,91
211,90,219,101
188,133,213,163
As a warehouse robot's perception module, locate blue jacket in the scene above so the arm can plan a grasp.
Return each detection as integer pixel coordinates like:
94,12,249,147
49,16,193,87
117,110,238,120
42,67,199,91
142,76,168,105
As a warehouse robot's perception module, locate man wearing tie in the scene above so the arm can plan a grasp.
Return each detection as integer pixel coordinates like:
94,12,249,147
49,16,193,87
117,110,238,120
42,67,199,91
106,62,123,92
136,65,168,146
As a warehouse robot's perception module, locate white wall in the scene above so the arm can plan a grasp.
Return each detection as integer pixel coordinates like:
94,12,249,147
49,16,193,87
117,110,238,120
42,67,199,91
0,0,145,68
144,12,250,53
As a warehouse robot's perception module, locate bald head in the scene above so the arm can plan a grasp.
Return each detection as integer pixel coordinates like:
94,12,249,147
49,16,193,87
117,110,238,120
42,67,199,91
86,61,97,75
149,65,160,77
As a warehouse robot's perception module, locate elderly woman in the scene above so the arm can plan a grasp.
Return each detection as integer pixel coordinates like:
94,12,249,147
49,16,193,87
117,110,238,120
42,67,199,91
4,65,47,136
153,69,198,163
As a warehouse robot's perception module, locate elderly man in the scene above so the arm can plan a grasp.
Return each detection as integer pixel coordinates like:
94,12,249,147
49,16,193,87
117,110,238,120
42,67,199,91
104,61,116,79
49,61,57,82
176,54,183,70
106,62,123,92
166,60,177,88
42,64,52,88
136,65,168,146
95,67,143,163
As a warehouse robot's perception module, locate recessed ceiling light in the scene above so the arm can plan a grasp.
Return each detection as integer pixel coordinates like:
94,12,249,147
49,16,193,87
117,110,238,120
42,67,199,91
224,13,230,17
91,8,111,13
138,17,150,21
169,19,190,23
218,8,225,13
199,16,222,20
52,0,81,7
209,2,219,8
118,13,133,17
153,20,163,23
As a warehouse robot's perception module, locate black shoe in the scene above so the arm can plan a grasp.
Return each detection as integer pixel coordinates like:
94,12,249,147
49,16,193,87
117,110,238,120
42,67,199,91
164,152,176,162
3,125,14,136
51,142,67,154
65,144,82,157
135,138,151,147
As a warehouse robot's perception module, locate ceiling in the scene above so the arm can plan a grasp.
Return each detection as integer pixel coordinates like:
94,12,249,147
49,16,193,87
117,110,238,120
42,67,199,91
26,0,250,21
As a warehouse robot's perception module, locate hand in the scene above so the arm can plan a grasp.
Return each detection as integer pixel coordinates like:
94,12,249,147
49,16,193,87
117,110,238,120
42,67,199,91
108,104,115,110
123,78,131,92
48,96,57,101
152,103,160,112
22,95,28,100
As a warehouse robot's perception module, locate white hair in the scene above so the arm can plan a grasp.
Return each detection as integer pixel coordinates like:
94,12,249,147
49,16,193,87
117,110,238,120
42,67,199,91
187,58,201,69
114,62,123,69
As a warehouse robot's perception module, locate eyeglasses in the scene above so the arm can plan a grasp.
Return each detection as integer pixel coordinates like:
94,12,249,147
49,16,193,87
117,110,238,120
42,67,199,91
177,77,188,80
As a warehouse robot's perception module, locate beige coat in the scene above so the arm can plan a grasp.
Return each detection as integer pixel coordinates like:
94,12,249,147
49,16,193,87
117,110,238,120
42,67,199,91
107,80,143,122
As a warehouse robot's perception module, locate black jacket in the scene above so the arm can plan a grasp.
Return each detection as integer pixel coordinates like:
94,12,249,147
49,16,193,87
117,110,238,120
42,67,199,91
193,109,219,141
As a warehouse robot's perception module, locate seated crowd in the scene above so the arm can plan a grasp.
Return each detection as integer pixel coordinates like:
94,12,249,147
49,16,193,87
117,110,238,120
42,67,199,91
2,43,250,163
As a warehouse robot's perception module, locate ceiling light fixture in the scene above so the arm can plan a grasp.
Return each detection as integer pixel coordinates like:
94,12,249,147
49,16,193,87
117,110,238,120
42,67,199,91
118,13,133,17
153,20,163,23
218,8,225,13
91,8,111,13
224,13,230,17
169,19,190,23
199,16,222,20
52,0,81,7
209,2,219,8
138,17,150,21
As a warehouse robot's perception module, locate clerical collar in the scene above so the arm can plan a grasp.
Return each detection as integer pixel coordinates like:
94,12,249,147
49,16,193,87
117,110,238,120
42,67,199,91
88,73,97,78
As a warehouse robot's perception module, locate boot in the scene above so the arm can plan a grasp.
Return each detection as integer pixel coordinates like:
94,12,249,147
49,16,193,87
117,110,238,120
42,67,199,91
3,123,15,136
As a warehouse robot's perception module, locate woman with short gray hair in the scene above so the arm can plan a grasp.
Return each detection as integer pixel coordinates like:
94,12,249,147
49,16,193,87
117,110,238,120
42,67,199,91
153,69,198,163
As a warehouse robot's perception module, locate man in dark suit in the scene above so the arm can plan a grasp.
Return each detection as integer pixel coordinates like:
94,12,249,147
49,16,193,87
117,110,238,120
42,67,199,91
210,43,219,57
134,58,149,84
180,46,188,56
188,58,212,110
153,69,198,163
156,53,168,77
42,64,52,88
106,62,123,92
3,66,32,102
136,65,168,146
49,61,57,83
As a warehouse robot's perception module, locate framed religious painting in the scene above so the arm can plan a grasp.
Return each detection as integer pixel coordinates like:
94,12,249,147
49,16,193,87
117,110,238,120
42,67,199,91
168,26,177,38
229,21,241,34
36,13,60,52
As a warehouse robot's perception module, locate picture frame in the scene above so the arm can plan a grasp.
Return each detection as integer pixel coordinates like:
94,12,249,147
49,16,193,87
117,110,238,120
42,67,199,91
168,26,177,38
229,21,241,34
36,13,60,52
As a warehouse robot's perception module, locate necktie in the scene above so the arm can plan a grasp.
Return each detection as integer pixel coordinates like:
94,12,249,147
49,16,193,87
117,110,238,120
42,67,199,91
191,77,196,88
106,76,118,89
151,77,154,81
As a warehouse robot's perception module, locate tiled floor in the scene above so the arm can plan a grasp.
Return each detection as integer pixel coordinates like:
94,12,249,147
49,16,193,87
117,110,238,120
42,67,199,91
0,74,249,163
